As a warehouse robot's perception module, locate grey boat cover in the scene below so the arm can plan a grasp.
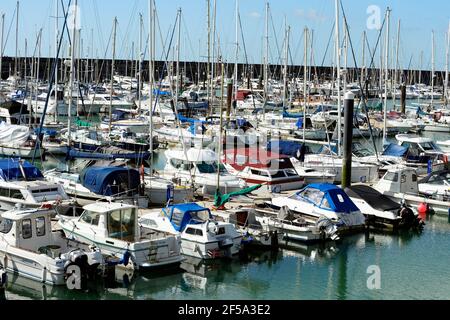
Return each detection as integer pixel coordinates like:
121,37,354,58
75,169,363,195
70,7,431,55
344,185,400,212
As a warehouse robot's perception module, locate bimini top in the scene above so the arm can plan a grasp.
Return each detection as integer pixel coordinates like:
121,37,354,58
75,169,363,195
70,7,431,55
294,183,359,213
80,166,140,196
0,159,44,181
162,203,212,232
382,143,408,157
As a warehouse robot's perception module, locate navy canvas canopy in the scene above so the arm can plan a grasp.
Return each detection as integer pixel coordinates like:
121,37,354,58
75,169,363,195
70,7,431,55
296,183,359,213
267,140,310,158
382,143,408,157
162,203,212,232
80,166,140,196
0,159,43,181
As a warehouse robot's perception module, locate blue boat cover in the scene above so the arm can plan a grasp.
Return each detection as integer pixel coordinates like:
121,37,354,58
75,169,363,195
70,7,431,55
34,128,57,137
67,149,151,161
162,203,212,232
0,159,43,181
296,183,360,213
267,140,308,158
177,114,210,124
80,166,140,196
382,143,408,157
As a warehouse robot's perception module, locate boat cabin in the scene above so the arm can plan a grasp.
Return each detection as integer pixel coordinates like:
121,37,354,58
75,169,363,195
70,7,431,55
0,208,61,255
374,167,419,195
161,203,212,233
290,183,360,214
75,202,139,242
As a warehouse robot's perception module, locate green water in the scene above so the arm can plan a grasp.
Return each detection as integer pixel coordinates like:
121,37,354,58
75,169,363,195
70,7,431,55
3,213,450,300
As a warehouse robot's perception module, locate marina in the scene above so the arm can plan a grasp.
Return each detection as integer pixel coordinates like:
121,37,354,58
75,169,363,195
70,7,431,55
0,0,450,301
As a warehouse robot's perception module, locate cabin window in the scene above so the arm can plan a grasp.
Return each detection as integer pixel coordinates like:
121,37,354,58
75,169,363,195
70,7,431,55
300,189,325,206
195,229,203,236
321,198,331,209
0,218,13,234
22,219,32,239
197,162,218,174
412,174,417,182
270,171,287,179
190,209,210,222
401,174,407,183
81,211,101,225
216,227,226,235
107,208,136,241
250,169,269,177
0,188,10,197
140,218,158,228
36,216,46,237
185,228,196,235
11,191,25,200
384,172,398,182
284,169,298,177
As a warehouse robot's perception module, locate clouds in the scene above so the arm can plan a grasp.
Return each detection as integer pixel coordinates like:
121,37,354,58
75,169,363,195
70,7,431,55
295,9,326,22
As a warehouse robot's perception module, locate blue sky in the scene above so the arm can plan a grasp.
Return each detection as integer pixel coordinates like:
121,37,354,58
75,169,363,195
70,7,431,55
0,0,450,71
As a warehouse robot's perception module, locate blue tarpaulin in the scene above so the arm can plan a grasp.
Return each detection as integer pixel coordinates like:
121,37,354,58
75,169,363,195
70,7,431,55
267,140,309,158
295,118,303,129
80,166,140,196
382,143,408,157
282,110,304,119
296,183,360,213
34,128,57,137
162,203,212,232
0,159,43,181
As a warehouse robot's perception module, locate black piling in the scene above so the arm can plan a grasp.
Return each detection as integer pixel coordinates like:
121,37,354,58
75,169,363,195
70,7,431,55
400,84,406,114
342,92,355,188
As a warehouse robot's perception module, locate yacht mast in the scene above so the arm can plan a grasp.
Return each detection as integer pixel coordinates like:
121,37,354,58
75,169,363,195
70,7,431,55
431,30,435,107
67,0,78,152
1,13,5,81
54,0,59,122
15,1,19,78
334,0,342,156
445,21,450,105
175,8,181,109
263,1,269,120
148,0,154,157
383,8,390,145
138,13,143,114
303,27,308,144
109,17,117,134
393,19,400,110
282,22,289,108
234,0,239,102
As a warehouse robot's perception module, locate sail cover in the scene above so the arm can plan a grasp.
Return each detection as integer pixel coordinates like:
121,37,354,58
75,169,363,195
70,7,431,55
80,166,140,196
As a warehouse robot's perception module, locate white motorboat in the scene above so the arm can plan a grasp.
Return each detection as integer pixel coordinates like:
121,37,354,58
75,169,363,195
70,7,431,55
374,166,450,215
344,184,423,230
0,207,103,285
159,148,246,195
271,183,366,233
0,159,74,214
418,170,450,201
139,203,242,260
58,202,184,270
222,147,305,192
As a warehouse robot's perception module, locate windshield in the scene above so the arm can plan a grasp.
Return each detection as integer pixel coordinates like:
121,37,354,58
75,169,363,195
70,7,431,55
0,218,13,234
421,142,439,151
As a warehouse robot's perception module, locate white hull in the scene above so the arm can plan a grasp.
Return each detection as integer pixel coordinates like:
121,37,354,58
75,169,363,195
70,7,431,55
180,236,242,259
0,145,43,158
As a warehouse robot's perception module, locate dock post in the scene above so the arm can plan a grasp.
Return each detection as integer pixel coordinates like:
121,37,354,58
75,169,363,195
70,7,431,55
400,84,406,114
342,91,355,188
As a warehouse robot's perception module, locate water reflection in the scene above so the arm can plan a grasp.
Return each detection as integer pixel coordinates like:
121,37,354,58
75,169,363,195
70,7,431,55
3,221,449,300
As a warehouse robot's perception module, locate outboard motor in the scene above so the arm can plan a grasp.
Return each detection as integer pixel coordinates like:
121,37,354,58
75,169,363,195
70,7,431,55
62,247,103,289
